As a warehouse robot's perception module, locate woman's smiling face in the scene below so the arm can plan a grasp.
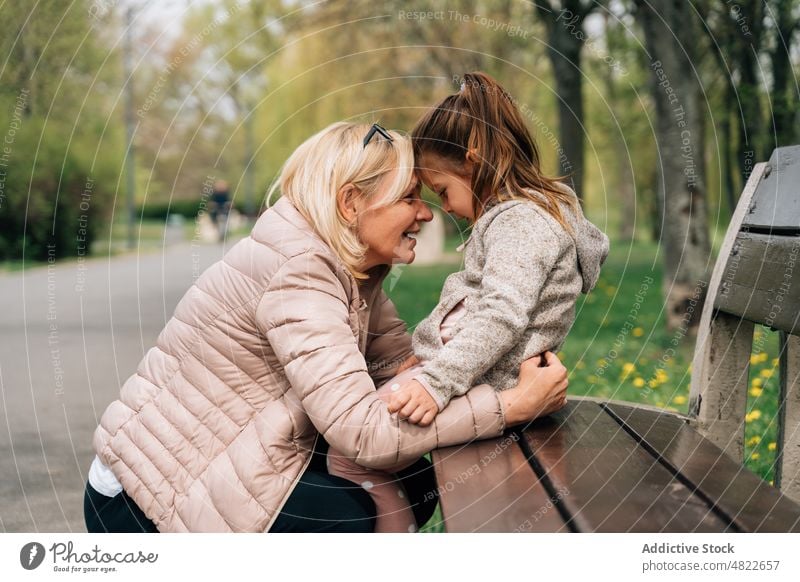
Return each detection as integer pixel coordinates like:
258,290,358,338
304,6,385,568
355,173,433,271
417,153,476,221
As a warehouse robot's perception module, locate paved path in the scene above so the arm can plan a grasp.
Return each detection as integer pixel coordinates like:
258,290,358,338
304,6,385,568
0,240,232,532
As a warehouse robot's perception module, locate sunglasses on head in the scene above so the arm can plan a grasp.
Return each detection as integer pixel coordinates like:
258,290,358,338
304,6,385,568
363,123,394,148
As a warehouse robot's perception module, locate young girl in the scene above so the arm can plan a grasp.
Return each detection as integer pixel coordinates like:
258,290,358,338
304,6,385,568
327,72,608,532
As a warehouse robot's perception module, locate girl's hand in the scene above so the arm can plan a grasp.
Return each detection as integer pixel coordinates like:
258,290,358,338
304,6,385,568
500,351,568,426
385,379,439,426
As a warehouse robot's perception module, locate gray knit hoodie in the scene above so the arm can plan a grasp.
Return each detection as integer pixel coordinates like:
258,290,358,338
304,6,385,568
412,188,610,409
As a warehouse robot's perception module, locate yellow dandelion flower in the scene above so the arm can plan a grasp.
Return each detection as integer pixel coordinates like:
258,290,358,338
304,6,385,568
768,442,777,452
750,409,762,420
622,363,636,375
749,387,763,397
772,358,780,366
760,353,769,363
633,378,645,388
648,379,659,389
751,378,763,388
673,395,687,405
750,452,761,460
750,354,760,365
760,369,773,379
747,436,761,446
632,327,644,337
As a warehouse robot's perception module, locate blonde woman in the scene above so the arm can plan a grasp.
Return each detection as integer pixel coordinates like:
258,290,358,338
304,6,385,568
84,122,568,533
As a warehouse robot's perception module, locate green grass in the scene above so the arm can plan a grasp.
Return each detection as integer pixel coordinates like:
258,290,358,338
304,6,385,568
387,239,782,531
0,260,27,273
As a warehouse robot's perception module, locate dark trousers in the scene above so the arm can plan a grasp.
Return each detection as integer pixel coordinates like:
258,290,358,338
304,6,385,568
84,483,158,533
84,453,438,533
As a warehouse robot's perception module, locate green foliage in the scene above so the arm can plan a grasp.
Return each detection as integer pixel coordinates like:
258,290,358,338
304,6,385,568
136,197,258,221
0,113,116,261
0,0,121,261
137,199,207,221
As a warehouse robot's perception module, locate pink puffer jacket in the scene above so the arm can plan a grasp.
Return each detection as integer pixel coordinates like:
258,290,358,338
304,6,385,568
92,197,506,532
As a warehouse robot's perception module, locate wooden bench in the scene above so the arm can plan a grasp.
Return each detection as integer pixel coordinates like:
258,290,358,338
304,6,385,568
431,145,800,532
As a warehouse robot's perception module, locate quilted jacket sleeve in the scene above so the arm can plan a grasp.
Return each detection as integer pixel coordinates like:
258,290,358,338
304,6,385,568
255,251,505,469
364,291,415,385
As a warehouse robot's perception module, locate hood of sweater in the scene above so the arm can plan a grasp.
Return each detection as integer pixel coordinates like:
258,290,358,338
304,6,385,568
483,185,610,294
561,193,610,294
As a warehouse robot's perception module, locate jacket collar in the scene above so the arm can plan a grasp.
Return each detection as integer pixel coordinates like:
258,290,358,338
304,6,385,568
268,197,393,305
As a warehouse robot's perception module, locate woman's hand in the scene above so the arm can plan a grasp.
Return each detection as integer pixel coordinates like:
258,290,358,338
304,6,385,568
500,351,568,426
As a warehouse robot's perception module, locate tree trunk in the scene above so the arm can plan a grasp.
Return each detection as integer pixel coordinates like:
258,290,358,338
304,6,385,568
548,37,584,198
601,14,635,241
770,0,798,148
733,2,764,189
636,0,711,332
737,54,762,186
534,0,603,201
545,18,585,200
720,83,737,215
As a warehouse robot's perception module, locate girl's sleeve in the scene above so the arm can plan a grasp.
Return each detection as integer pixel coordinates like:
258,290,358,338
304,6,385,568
255,250,505,469
418,206,563,409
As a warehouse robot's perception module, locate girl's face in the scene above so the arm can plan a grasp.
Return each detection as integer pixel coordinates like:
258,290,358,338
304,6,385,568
417,153,476,221
355,173,433,271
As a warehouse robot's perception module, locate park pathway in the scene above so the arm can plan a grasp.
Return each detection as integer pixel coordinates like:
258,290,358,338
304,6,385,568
0,239,233,532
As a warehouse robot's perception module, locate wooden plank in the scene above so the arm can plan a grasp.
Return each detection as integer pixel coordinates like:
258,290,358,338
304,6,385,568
431,433,564,532
777,333,800,503
742,145,800,233
689,163,766,452
569,395,690,421
689,313,753,461
715,232,800,335
521,400,730,532
605,402,800,532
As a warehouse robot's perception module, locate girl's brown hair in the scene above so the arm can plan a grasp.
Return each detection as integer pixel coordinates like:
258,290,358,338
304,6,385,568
411,72,578,229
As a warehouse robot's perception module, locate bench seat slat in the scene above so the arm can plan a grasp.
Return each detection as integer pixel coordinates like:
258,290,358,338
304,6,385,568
521,400,730,532
605,402,800,532
431,433,563,532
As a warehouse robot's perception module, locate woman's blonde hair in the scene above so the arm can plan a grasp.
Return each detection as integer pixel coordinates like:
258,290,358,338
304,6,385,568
267,122,415,279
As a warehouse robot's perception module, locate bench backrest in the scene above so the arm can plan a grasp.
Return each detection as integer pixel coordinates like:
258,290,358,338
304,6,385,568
689,145,800,502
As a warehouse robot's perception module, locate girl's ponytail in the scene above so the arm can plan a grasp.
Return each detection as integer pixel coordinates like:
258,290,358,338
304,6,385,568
412,72,578,227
